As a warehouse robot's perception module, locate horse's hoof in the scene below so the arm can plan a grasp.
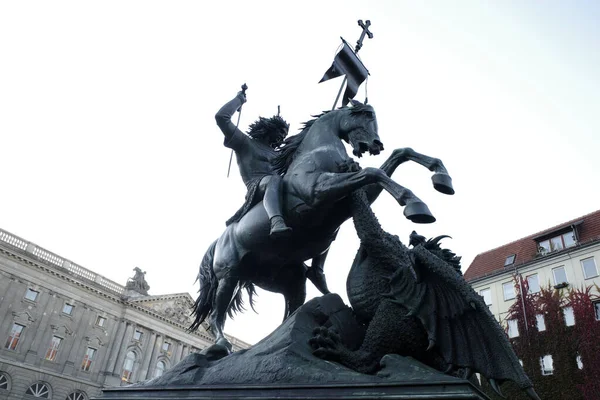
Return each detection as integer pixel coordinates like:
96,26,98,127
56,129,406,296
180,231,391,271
201,341,232,361
432,173,455,195
404,202,436,224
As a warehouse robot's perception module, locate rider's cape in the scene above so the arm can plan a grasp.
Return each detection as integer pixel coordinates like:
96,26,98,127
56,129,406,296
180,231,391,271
226,177,262,226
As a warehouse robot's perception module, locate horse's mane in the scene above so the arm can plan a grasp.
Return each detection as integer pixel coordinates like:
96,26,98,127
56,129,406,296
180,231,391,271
272,102,373,175
271,111,328,175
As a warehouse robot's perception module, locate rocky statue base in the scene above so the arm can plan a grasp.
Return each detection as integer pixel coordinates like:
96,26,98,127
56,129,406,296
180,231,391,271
100,294,488,400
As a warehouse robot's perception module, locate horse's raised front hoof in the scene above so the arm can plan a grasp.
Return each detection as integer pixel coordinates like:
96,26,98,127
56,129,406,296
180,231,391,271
432,173,455,195
404,202,436,224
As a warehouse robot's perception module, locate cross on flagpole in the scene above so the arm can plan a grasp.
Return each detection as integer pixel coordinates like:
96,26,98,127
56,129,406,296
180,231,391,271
331,20,373,110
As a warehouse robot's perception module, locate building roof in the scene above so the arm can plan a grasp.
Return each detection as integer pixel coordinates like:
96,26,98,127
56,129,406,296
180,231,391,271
464,209,600,282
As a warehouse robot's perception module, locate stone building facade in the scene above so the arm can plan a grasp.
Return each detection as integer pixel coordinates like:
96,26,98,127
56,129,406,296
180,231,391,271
0,228,248,400
464,209,600,323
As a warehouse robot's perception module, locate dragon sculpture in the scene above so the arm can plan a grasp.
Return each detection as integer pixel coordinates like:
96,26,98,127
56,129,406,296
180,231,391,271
310,190,541,400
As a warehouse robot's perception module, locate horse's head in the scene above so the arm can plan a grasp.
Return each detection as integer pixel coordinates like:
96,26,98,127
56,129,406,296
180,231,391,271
338,100,384,158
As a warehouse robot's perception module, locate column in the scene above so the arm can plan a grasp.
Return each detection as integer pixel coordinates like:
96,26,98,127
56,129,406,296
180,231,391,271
0,278,22,343
113,322,135,376
147,334,164,379
104,320,127,374
181,345,189,360
62,305,94,374
138,331,157,381
173,341,184,365
24,292,59,365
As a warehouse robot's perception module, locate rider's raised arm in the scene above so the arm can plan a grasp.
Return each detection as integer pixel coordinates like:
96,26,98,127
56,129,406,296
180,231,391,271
215,91,247,149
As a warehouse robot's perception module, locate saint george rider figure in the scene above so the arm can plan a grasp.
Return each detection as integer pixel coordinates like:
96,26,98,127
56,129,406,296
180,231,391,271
216,89,292,239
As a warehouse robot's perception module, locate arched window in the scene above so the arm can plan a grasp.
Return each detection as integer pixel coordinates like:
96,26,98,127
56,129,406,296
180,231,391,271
66,391,87,400
25,382,51,398
0,372,11,391
121,351,136,382
154,361,166,378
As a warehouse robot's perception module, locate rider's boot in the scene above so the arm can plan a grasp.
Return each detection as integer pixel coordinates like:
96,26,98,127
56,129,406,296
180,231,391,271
270,215,292,239
306,265,330,295
264,176,293,239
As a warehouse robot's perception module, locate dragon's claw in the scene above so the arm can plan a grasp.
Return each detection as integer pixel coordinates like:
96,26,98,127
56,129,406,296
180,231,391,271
310,327,345,361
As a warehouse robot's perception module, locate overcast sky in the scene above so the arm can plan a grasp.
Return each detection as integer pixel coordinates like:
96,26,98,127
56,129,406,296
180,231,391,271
1,1,599,345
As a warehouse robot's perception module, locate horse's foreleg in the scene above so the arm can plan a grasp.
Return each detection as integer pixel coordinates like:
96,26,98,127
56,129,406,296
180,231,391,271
391,148,454,195
365,148,454,204
314,169,435,224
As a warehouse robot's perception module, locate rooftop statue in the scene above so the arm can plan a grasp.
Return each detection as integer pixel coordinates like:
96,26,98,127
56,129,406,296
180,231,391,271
125,267,150,296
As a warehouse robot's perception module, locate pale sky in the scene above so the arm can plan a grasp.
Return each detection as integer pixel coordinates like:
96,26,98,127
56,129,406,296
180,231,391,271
1,1,599,345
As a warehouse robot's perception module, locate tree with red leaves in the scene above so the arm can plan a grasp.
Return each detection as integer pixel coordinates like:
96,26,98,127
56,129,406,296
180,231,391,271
482,277,599,400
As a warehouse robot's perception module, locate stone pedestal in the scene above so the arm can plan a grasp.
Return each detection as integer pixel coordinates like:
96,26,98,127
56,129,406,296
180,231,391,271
99,295,489,400
101,379,487,399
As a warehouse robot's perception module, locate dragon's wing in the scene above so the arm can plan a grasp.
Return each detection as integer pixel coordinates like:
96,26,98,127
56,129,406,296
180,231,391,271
388,243,532,390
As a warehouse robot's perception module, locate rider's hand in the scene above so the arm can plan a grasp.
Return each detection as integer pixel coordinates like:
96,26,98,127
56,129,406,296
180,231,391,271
237,91,247,104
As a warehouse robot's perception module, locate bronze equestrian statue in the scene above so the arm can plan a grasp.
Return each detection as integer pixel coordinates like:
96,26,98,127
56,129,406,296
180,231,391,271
191,92,454,354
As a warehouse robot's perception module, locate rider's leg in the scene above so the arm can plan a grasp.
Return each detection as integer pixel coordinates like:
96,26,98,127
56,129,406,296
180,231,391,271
260,175,292,239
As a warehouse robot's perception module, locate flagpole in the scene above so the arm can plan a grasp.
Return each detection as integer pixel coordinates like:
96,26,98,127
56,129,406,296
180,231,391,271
332,77,347,110
331,20,373,110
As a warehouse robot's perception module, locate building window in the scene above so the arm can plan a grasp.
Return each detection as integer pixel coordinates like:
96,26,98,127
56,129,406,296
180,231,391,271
67,392,87,400
502,282,515,301
95,316,106,327
507,319,519,338
154,361,166,378
576,355,583,370
538,231,576,255
552,266,568,285
62,303,74,315
81,347,96,372
526,274,540,294
540,355,554,375
133,330,143,341
0,372,10,391
162,342,171,352
581,257,598,279
536,314,546,331
25,382,51,398
479,288,492,306
121,351,136,382
24,288,39,302
562,231,577,247
594,301,600,321
563,306,575,326
4,323,25,350
504,254,516,266
44,336,63,361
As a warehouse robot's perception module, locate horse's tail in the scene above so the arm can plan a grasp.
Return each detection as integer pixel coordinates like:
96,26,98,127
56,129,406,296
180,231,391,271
190,240,218,332
227,281,257,318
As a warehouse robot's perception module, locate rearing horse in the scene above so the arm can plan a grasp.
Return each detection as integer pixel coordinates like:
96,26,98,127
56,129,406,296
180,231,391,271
191,101,454,351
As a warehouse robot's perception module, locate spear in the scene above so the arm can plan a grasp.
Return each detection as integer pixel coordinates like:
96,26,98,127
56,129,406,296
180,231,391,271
227,83,248,178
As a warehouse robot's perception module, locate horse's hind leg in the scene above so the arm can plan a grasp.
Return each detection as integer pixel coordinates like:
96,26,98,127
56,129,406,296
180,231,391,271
283,281,307,322
209,273,238,350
